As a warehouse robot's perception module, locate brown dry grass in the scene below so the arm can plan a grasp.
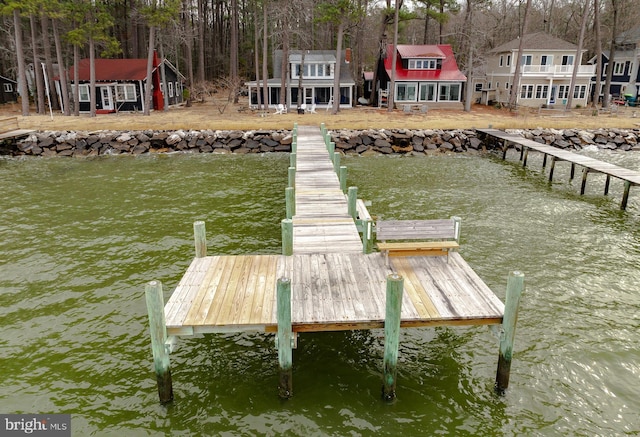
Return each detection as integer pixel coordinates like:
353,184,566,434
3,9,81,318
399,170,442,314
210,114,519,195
3,97,640,132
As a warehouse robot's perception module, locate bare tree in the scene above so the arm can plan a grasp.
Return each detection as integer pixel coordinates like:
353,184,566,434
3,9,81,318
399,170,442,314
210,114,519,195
507,0,532,110
566,1,589,111
602,0,620,109
592,0,602,108
13,8,30,116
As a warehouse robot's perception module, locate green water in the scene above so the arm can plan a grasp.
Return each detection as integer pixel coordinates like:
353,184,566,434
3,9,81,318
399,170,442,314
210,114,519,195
1,149,639,436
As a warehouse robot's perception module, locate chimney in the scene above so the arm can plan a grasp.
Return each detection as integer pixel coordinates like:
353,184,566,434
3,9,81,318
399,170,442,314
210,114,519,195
345,48,352,64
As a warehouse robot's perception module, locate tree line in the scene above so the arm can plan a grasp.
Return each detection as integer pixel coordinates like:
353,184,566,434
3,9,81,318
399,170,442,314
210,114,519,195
1,0,638,116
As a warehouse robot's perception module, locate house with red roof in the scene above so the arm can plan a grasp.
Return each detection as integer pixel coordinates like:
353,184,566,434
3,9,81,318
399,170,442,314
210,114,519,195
376,44,467,108
56,53,185,113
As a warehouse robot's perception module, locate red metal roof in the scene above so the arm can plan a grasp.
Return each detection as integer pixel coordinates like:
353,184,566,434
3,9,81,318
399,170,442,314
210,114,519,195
384,44,466,82
68,58,156,82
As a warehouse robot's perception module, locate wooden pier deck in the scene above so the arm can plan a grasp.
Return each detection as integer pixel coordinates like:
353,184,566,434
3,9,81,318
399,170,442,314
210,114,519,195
164,125,505,336
292,125,363,254
0,117,34,142
478,128,639,210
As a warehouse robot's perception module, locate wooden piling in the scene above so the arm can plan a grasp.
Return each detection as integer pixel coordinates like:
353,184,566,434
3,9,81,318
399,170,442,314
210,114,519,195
333,152,341,173
382,273,404,401
495,271,524,395
580,168,589,195
347,187,357,220
548,157,556,182
570,163,576,180
339,166,347,193
277,277,293,398
328,141,335,156
621,181,632,210
288,167,295,188
522,148,529,167
290,152,297,169
604,175,611,196
281,219,293,256
285,187,295,219
452,216,462,243
145,280,173,403
193,221,207,258
362,218,373,254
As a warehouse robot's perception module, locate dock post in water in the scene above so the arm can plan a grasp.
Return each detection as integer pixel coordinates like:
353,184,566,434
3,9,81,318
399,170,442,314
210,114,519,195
382,273,404,401
495,271,525,395
193,221,207,258
580,168,589,195
285,187,295,219
145,280,173,403
347,187,358,220
621,181,632,210
362,218,373,254
339,166,347,193
281,218,293,256
276,277,293,398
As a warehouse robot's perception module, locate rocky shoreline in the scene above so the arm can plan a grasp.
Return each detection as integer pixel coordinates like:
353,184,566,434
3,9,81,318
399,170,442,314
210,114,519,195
4,127,640,157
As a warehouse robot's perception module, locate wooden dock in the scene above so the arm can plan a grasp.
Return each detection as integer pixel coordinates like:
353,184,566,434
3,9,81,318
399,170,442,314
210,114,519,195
0,117,34,142
147,124,522,402
478,128,639,210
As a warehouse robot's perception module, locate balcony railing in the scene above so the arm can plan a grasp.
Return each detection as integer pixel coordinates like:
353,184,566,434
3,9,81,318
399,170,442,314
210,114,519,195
519,65,596,75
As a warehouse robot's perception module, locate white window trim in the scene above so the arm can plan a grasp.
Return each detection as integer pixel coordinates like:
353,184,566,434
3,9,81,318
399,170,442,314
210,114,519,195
116,84,137,102
395,82,418,101
79,84,90,102
3,83,13,92
438,83,461,101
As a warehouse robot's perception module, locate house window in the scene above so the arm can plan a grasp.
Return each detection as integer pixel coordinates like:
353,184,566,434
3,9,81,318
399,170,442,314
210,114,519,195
396,83,417,101
439,83,460,101
291,63,334,79
541,55,552,65
535,85,549,99
499,55,504,67
116,84,137,102
520,85,534,99
79,84,90,102
505,82,510,90
521,55,532,65
408,59,437,69
562,55,574,65
169,82,174,98
573,85,586,99
3,83,13,92
496,82,500,89
270,87,281,105
419,83,436,101
506,55,511,66
475,82,483,92
613,62,625,75
558,85,569,99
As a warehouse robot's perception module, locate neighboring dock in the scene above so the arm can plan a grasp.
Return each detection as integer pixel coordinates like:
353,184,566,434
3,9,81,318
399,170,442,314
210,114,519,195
146,124,523,402
0,117,34,142
478,128,640,210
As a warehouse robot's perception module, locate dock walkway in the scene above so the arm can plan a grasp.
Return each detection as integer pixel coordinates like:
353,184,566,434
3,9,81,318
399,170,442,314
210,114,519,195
478,128,639,209
291,125,363,254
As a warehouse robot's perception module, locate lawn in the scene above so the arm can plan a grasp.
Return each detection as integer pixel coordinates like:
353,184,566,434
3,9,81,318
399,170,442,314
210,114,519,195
2,98,640,132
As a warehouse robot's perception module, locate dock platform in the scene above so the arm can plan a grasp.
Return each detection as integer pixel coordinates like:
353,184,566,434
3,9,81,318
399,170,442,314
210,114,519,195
478,128,639,210
147,124,521,402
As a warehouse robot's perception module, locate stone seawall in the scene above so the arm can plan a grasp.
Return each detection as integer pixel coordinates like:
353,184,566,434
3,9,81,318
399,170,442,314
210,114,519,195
4,128,640,157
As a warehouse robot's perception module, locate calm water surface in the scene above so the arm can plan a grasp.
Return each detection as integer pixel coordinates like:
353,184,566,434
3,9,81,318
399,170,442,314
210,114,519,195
1,148,639,436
